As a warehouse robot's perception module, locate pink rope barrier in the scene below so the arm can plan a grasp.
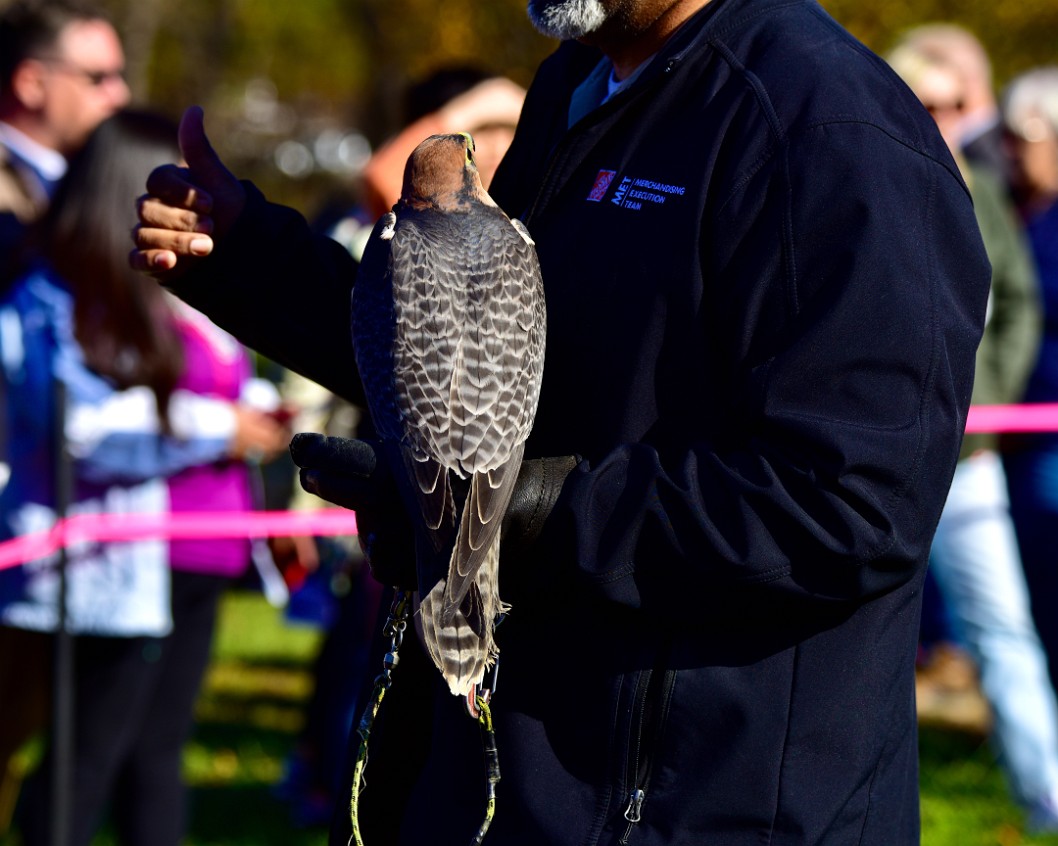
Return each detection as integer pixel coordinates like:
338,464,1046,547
0,508,358,572
0,403,1053,573
964,403,1058,434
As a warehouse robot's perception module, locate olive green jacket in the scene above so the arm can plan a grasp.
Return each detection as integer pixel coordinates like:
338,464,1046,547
962,162,1042,458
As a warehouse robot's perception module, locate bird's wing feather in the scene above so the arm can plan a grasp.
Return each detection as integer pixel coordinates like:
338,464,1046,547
446,213,545,470
400,447,452,535
441,442,524,623
390,217,460,456
352,213,402,441
356,216,460,556
354,214,459,570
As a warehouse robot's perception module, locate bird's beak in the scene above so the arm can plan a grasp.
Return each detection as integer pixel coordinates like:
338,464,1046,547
460,131,476,166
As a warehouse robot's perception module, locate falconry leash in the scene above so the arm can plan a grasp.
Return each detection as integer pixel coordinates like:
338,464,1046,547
348,589,409,846
348,589,502,846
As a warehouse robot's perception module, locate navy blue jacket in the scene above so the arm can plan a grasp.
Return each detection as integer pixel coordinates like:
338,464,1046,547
170,0,989,842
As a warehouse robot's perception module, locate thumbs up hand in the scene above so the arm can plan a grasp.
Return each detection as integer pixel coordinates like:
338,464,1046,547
130,106,246,276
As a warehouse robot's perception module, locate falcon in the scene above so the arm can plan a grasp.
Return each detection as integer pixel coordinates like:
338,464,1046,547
352,132,546,703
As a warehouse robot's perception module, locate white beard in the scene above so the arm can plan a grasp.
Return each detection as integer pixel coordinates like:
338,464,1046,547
527,0,610,40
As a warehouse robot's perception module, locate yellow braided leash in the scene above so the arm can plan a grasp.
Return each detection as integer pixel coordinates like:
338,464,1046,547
348,590,409,846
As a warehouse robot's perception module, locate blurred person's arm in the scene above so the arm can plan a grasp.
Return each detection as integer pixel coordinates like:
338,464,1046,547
969,166,1042,403
67,385,288,483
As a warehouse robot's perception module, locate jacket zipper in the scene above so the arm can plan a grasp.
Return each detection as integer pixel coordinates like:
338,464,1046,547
618,789,646,845
618,667,675,845
524,138,572,227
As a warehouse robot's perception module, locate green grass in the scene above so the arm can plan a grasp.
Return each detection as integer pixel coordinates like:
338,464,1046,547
5,592,1058,844
920,726,1058,846
0,592,329,846
181,593,328,846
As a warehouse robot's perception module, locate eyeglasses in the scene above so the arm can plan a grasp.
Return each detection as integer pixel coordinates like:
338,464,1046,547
36,57,126,87
922,99,964,117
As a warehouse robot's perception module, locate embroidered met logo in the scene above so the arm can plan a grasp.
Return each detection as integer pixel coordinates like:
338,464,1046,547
586,169,617,202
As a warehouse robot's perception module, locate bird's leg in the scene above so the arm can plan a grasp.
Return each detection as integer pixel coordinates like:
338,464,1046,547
464,652,501,719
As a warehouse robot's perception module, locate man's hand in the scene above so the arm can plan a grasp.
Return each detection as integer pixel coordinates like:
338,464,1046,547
130,105,246,277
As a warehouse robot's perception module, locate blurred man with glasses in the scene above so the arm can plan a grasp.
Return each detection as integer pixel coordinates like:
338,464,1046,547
0,0,129,265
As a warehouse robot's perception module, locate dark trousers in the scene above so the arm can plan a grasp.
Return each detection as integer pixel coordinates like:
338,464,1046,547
1006,446,1058,690
0,626,51,834
20,571,225,846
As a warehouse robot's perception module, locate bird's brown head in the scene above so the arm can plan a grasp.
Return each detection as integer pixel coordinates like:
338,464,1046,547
399,132,496,210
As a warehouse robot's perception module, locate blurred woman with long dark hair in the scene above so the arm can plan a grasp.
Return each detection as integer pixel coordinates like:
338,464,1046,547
0,109,289,846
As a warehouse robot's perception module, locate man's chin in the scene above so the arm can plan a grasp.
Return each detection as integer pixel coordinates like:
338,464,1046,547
527,0,609,40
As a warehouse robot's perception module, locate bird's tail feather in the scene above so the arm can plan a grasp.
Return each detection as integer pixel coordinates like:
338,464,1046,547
420,535,507,697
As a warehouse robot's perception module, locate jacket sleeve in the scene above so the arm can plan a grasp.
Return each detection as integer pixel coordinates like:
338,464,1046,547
527,122,991,620
165,184,365,405
970,166,1041,403
53,325,233,482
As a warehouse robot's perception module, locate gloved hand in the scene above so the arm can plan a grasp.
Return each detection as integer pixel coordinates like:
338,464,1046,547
502,455,578,552
291,433,577,588
289,433,416,589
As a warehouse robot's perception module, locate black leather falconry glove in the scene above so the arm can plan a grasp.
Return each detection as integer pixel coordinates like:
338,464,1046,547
290,433,416,589
502,455,578,553
291,433,577,588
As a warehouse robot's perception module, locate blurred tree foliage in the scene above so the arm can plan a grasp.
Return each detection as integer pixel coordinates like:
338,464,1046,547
55,0,1057,213
823,0,1058,84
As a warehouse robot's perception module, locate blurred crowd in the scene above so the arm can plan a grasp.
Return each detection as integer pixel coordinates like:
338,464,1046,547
883,23,1058,833
0,0,1057,843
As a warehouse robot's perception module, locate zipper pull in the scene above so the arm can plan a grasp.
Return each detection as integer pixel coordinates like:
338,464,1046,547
618,789,645,844
624,789,645,823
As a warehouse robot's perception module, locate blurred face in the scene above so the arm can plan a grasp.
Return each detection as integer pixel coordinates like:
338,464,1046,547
914,66,965,152
1004,115,1058,210
31,19,130,156
469,124,517,188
